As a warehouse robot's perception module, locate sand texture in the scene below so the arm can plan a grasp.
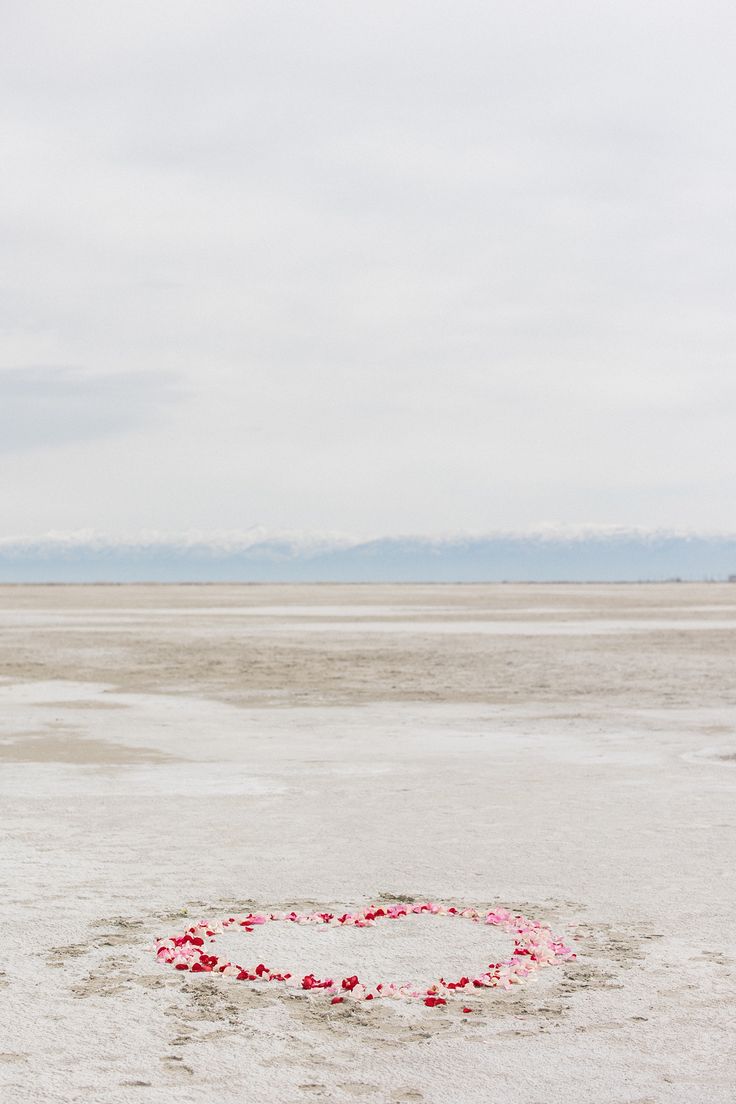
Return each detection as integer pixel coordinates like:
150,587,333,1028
0,583,734,1103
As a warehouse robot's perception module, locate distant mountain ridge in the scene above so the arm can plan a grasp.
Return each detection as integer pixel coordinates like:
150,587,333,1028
1,529,736,582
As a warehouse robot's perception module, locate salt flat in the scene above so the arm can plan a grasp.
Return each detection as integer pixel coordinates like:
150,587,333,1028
0,583,734,1103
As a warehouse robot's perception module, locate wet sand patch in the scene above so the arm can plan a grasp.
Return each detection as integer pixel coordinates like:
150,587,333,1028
0,733,175,764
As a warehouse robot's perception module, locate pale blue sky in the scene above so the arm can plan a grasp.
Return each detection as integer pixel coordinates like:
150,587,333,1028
1,1,735,537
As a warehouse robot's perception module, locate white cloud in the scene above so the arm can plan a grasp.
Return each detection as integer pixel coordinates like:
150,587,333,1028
0,368,181,452
1,1,735,535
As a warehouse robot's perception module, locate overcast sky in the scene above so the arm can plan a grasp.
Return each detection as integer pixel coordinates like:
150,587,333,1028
2,0,735,537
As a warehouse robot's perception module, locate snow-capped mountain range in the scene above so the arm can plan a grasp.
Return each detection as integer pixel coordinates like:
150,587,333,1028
1,527,736,582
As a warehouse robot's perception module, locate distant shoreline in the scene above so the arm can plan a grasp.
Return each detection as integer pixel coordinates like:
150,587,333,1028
0,578,734,586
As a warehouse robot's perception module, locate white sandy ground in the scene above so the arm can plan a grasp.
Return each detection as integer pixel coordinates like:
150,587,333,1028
0,584,734,1103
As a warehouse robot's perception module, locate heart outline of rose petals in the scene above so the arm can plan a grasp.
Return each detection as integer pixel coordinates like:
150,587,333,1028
154,902,575,1006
